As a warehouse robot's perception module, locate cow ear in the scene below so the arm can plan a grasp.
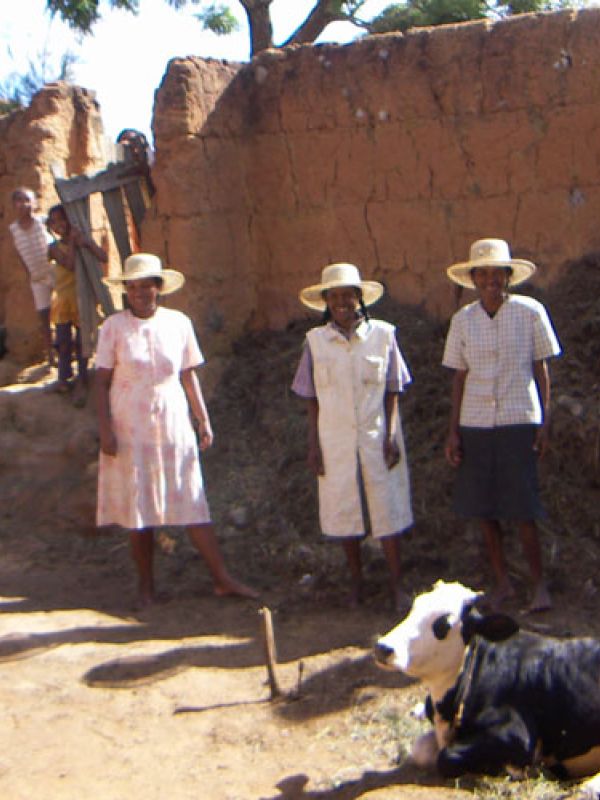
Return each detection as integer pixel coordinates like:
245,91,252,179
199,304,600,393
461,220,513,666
432,613,455,640
464,611,520,643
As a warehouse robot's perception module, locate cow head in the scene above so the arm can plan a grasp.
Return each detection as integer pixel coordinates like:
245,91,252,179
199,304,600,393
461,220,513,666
374,581,519,700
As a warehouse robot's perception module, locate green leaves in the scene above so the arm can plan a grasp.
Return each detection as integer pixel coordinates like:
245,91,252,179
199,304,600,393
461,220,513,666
369,0,486,34
46,1,139,34
196,3,240,35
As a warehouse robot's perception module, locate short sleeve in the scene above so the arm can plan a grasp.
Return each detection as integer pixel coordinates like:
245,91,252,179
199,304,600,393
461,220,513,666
386,336,411,392
291,342,316,398
181,315,204,370
532,304,561,361
442,313,467,370
95,316,117,369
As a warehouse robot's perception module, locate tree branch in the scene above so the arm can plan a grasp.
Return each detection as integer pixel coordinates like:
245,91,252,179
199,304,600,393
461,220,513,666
283,0,344,47
282,0,369,47
238,0,274,55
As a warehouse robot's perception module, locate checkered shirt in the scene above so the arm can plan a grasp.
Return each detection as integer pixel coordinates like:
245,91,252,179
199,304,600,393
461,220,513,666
442,294,561,427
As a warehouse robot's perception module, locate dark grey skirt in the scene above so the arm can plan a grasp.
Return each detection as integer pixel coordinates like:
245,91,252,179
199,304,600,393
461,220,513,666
453,425,544,521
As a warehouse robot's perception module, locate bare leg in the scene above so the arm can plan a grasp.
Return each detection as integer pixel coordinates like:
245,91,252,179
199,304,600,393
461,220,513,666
341,538,363,607
518,520,551,612
187,523,258,598
38,307,54,365
129,528,155,607
380,533,410,614
72,327,89,407
480,519,515,609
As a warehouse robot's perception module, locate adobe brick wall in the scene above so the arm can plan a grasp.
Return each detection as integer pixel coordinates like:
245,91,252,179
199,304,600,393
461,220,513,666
147,10,600,356
0,83,107,361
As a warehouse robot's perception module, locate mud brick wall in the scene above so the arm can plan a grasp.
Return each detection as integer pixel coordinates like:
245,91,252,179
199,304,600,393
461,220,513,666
0,83,107,361
147,10,600,357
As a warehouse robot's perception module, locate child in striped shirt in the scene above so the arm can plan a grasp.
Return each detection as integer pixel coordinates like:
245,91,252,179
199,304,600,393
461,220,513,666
9,187,55,364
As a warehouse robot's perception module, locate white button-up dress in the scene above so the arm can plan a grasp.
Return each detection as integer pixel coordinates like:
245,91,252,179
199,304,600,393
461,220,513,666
306,319,413,539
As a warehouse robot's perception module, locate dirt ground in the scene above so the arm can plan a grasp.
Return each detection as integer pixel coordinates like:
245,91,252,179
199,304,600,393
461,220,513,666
1,259,600,799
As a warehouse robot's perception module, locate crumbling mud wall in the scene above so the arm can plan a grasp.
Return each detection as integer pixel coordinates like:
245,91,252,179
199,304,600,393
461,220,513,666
147,9,600,356
0,83,107,361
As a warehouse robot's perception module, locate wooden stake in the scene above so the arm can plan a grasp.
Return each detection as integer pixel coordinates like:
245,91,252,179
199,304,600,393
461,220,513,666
259,606,283,700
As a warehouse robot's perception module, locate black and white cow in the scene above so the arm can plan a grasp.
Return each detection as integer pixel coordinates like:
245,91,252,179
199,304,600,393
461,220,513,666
374,580,600,798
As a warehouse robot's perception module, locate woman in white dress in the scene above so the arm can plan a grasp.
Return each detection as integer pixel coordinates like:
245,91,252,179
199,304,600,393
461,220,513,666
292,263,413,611
95,253,257,607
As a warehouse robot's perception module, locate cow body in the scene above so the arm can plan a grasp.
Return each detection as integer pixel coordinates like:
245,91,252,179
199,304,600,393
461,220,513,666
374,581,600,798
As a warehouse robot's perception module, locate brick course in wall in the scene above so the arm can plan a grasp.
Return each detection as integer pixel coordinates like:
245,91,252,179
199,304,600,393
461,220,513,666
146,9,600,358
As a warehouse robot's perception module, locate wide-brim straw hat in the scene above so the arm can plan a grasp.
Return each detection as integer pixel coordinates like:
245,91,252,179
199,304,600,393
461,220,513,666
447,238,536,289
103,253,185,296
300,262,384,312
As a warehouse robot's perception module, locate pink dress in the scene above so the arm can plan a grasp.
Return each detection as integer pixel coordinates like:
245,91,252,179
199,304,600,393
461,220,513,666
96,307,211,529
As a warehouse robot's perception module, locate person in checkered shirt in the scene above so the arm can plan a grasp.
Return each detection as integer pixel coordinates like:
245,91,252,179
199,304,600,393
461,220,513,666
442,239,561,614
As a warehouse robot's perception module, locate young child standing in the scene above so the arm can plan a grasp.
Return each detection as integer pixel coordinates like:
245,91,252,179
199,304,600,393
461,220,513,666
292,263,413,611
9,187,55,364
46,204,108,405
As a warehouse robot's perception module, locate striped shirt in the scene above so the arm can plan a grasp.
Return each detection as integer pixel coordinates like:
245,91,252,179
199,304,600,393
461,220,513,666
442,294,561,427
9,217,53,283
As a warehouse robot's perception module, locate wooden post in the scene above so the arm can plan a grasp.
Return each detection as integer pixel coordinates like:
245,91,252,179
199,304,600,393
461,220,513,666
259,606,283,700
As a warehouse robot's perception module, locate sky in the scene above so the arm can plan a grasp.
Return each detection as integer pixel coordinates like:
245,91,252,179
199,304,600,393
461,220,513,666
0,0,392,144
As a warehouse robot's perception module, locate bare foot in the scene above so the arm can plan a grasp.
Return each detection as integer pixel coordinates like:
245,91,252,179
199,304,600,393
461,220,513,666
54,380,71,395
485,580,516,611
134,592,156,611
213,575,259,599
348,580,364,609
72,379,88,408
523,583,552,614
134,590,171,611
393,587,412,618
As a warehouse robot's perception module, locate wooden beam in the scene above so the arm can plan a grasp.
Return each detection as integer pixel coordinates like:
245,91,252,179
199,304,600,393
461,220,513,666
102,188,132,263
55,196,115,358
53,162,146,204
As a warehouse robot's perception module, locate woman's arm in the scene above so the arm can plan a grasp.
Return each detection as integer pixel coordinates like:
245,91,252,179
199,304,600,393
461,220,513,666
95,367,117,456
445,369,467,467
533,358,551,458
306,397,324,476
180,367,213,451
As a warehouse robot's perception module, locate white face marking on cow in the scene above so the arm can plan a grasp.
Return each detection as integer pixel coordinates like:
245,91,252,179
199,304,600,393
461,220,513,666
375,581,481,699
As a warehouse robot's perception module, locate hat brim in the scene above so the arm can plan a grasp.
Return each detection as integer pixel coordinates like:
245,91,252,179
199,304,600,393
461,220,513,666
103,268,185,296
300,279,384,312
447,258,536,289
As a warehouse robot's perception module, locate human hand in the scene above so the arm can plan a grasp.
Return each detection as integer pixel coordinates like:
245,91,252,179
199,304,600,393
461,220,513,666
100,427,117,457
197,422,214,451
307,442,325,476
533,425,549,459
444,430,462,467
383,436,400,470
70,226,87,247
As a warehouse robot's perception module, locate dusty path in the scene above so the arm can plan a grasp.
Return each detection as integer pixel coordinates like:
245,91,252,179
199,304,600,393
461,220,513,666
0,535,477,800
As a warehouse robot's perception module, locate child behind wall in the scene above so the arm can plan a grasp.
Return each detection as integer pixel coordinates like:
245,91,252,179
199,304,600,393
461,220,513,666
46,204,108,406
9,187,55,364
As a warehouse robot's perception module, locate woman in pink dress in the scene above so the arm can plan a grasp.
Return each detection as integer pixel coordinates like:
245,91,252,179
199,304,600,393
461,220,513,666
95,253,257,607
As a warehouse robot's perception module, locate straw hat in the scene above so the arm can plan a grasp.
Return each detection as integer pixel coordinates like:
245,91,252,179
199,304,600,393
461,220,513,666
447,239,536,289
103,253,185,295
299,263,384,312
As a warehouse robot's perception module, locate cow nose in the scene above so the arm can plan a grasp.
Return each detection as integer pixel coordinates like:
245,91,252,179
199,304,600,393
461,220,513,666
374,642,394,663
